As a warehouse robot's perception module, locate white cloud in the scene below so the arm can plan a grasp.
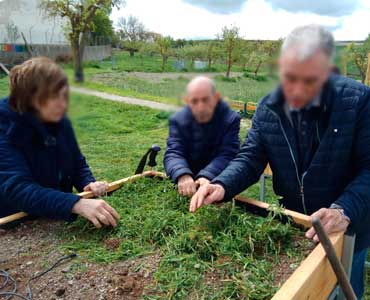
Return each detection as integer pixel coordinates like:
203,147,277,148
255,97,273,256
110,0,370,41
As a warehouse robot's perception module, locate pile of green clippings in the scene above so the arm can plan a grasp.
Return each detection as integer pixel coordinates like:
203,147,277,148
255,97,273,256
61,177,311,299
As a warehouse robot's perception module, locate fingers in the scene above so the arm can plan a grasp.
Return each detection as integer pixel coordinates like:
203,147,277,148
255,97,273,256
86,181,109,197
306,208,348,242
103,202,120,221
189,185,209,213
178,182,197,197
83,184,91,192
90,217,102,229
96,201,120,227
305,208,328,239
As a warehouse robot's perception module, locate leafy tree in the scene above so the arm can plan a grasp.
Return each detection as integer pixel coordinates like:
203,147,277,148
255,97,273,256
138,42,157,65
261,39,281,75
204,41,221,69
345,35,370,84
40,0,124,83
116,15,147,56
236,40,254,71
90,9,114,45
182,44,204,69
219,26,241,77
154,35,173,71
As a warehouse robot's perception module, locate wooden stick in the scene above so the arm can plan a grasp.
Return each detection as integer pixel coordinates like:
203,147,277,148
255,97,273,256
0,170,160,226
234,195,312,228
0,63,10,75
312,217,357,300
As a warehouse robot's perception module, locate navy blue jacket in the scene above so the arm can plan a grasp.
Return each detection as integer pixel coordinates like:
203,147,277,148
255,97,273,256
213,76,370,251
0,98,95,221
164,100,240,182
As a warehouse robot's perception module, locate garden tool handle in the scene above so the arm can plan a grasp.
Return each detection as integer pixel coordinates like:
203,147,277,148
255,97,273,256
312,217,357,300
148,144,161,168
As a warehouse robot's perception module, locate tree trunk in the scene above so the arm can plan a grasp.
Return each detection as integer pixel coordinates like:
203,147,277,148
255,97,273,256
161,56,167,71
226,51,232,78
254,60,262,77
226,61,231,78
71,35,86,83
208,58,212,69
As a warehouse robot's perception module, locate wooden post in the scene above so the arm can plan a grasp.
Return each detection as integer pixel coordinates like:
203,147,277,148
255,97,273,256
365,52,370,86
342,54,348,77
0,63,10,75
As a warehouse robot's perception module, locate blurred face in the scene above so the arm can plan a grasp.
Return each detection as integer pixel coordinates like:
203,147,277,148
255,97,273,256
33,85,69,123
186,84,220,124
279,49,331,109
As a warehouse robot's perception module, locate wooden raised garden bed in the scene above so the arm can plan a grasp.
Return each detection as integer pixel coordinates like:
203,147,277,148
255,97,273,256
0,170,344,300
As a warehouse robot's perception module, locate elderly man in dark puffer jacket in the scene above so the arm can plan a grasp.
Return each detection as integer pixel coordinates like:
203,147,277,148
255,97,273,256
190,25,370,299
164,76,240,197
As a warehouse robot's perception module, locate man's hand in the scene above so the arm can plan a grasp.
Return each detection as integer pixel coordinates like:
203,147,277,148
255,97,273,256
189,183,225,213
83,181,109,197
178,175,197,196
305,208,350,242
195,177,210,187
72,198,120,229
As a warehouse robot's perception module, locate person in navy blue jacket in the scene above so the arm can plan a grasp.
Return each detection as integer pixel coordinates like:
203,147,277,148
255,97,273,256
190,26,370,298
164,76,240,197
0,57,120,229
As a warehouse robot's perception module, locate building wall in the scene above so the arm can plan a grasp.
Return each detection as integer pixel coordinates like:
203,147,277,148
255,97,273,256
0,0,67,44
0,44,112,64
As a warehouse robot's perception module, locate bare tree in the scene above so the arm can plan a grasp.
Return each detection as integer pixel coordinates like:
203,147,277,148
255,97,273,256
5,21,20,43
117,15,147,56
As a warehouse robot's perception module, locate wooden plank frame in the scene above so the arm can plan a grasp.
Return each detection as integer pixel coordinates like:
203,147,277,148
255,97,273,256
0,170,344,300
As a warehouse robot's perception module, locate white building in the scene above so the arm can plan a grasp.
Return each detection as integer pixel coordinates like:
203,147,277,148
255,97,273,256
0,0,67,44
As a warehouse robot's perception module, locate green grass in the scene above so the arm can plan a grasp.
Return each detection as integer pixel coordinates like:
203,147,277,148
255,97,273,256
85,50,246,74
62,50,277,106
0,77,9,98
61,177,310,299
84,72,276,106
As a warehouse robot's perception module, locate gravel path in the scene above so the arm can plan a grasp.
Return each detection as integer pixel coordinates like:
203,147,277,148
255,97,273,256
71,86,181,112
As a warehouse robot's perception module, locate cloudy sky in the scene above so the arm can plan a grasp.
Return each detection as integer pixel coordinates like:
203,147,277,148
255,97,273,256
110,0,370,41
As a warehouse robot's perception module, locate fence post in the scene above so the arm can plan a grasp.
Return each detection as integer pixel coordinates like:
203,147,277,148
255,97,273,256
365,52,370,86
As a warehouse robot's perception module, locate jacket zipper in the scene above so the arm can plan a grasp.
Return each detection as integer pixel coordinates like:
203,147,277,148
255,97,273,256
265,106,308,215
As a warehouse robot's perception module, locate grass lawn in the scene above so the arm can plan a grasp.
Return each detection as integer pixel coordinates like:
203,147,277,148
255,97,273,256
62,50,278,106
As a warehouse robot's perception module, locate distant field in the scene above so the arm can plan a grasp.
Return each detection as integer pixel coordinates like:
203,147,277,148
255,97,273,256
62,50,278,106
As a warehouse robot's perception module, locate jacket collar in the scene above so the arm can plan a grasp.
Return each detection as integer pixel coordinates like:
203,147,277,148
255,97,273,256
0,98,63,147
266,75,337,116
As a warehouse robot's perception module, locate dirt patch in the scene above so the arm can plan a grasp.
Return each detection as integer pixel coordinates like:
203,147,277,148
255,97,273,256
92,71,243,84
0,220,161,300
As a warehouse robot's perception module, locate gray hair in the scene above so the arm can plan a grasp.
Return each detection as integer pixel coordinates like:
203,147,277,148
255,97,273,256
281,25,335,62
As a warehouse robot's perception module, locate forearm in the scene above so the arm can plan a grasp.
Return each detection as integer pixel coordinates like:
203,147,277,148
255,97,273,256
1,178,80,220
334,169,370,225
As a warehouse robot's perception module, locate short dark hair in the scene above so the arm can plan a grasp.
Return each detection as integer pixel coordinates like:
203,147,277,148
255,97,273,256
9,57,68,113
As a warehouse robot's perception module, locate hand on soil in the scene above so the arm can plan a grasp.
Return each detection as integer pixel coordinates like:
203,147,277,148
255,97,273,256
189,183,225,213
72,198,120,228
177,175,197,196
